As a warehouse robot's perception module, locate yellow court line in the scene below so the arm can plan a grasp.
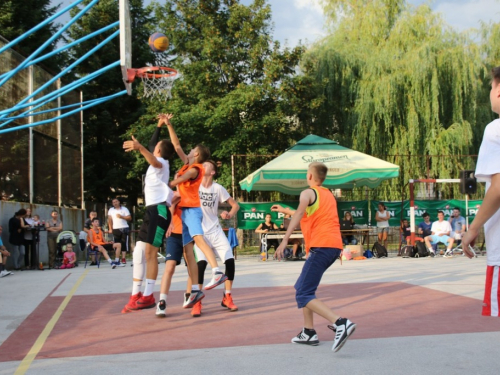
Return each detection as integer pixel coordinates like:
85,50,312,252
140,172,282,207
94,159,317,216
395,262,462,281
14,269,90,375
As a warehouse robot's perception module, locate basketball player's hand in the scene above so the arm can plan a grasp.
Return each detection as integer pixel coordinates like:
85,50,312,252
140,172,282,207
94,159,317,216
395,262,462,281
108,229,112,234
166,222,173,237
123,136,142,152
221,211,230,220
271,204,284,213
275,241,288,261
461,229,478,259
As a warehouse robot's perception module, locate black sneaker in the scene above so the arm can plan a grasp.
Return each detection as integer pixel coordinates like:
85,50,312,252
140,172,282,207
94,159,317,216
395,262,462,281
291,328,319,346
330,318,356,352
90,262,97,266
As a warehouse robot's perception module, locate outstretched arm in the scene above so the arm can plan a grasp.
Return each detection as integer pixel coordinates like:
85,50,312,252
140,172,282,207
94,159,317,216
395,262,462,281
123,135,162,169
168,167,198,188
165,115,188,164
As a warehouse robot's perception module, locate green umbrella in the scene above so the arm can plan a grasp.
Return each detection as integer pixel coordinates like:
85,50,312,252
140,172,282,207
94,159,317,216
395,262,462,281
239,134,399,195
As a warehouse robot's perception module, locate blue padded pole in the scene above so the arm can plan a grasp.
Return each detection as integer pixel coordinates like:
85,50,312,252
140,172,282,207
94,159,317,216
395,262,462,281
0,90,128,135
0,61,120,125
0,30,120,120
0,0,87,55
0,0,101,88
0,21,120,80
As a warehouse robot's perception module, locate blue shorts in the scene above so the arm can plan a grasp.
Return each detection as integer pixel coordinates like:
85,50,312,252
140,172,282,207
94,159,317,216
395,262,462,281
430,235,451,245
181,207,204,246
295,247,341,309
165,233,183,265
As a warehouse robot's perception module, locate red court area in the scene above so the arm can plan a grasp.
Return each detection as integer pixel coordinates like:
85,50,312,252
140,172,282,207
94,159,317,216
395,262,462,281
2,282,500,361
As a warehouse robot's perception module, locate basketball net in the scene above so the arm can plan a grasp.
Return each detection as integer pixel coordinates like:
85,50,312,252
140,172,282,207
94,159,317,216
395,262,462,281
139,66,177,100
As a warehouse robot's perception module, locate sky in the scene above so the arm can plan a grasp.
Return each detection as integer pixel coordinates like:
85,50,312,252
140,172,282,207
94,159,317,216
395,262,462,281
51,0,499,48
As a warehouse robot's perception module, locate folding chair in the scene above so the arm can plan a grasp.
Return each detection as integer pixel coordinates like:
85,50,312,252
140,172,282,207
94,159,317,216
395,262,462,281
84,244,101,268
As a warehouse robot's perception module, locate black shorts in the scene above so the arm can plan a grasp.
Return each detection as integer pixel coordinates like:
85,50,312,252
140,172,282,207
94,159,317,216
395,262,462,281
138,203,171,248
113,228,129,251
91,243,114,252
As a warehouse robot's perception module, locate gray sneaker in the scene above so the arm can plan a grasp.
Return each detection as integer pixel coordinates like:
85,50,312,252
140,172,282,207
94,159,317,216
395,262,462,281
0,270,12,278
330,318,356,352
183,290,205,308
156,300,167,317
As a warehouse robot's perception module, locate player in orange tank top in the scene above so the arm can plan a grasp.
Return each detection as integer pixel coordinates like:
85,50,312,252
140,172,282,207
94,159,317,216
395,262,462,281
165,115,228,309
271,162,356,353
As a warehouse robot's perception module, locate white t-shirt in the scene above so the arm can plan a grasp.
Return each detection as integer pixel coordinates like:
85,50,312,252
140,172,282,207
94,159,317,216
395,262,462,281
476,119,500,265
144,157,173,207
108,206,131,229
430,220,452,236
376,210,390,228
199,182,231,234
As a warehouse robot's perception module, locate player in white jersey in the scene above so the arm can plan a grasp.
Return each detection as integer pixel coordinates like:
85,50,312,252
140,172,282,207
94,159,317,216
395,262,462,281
463,66,500,316
188,160,240,317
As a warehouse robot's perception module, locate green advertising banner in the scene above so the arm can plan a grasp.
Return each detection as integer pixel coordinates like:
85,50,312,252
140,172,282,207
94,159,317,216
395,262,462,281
237,200,369,230
237,200,483,230
336,201,369,225
370,200,483,226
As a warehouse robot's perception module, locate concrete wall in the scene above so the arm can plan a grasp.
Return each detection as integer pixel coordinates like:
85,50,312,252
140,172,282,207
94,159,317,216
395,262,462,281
0,201,86,268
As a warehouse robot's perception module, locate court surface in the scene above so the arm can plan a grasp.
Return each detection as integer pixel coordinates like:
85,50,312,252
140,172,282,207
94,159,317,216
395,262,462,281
1,254,498,375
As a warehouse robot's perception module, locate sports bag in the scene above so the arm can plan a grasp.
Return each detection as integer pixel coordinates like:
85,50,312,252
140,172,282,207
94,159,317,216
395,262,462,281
401,245,415,258
415,241,429,258
372,242,388,258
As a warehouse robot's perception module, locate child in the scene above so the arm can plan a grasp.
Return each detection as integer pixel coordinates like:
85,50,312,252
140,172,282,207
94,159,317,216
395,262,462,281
87,218,122,269
60,242,76,269
462,66,500,316
165,115,227,308
271,162,356,352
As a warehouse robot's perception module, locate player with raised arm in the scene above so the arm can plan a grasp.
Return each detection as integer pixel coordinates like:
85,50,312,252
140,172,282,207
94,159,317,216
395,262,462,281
165,115,227,308
271,162,356,352
121,114,174,313
186,160,240,317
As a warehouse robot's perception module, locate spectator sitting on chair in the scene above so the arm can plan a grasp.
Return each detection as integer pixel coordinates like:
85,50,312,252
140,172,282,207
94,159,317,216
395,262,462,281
280,214,303,259
424,211,454,258
341,212,358,245
418,212,432,238
0,226,12,277
60,243,77,269
83,211,100,266
87,218,123,268
255,213,279,254
400,219,411,244
449,207,466,241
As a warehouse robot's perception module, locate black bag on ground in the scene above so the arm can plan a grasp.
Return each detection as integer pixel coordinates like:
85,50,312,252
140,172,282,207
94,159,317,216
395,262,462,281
401,245,415,258
415,241,429,258
372,242,388,258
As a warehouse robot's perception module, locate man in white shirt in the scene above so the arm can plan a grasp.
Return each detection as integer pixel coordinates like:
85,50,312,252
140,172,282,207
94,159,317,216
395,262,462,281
108,198,131,264
424,211,454,257
189,160,240,317
462,66,500,316
121,114,174,313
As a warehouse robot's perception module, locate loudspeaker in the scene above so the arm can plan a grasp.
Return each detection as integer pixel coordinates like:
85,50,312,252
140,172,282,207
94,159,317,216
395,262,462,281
460,170,477,194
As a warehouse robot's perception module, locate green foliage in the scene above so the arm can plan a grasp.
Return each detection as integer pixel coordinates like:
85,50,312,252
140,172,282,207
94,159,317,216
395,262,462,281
0,0,65,72
307,0,495,199
126,0,322,197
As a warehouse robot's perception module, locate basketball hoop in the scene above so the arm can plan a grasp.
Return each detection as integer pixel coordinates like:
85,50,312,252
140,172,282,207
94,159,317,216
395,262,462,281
126,66,178,100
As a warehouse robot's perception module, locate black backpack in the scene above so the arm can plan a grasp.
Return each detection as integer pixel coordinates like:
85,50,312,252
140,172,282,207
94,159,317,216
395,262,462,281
401,245,415,258
372,242,388,258
415,241,429,258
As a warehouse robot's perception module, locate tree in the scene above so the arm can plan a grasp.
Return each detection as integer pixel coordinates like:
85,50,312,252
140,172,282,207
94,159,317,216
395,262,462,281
305,0,490,199
126,0,322,198
0,0,65,72
66,0,153,205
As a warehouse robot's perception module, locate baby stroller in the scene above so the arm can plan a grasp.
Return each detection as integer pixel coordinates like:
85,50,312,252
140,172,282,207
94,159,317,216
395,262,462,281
55,231,78,269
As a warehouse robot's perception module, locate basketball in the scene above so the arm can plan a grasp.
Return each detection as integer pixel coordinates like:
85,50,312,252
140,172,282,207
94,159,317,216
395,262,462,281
148,32,169,52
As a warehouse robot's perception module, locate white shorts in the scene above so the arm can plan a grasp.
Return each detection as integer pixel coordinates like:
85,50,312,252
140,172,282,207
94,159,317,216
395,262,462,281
194,227,234,263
